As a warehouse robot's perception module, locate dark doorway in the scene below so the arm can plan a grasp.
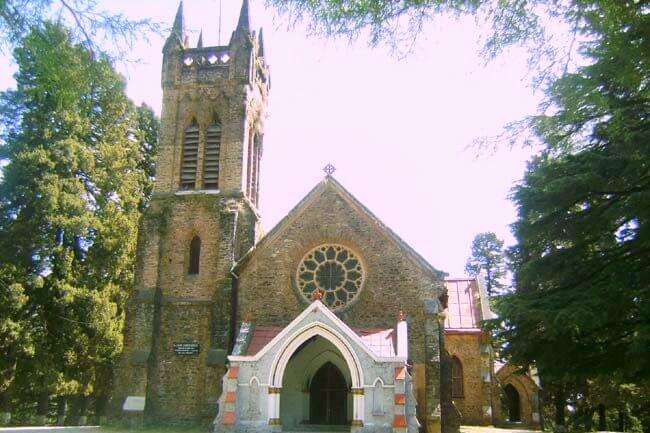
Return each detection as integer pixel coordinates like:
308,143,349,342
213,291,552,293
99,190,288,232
504,384,521,422
309,362,348,425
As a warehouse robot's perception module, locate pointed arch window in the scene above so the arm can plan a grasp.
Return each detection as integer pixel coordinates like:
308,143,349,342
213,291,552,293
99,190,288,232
188,236,201,275
451,356,464,398
203,120,222,189
371,378,385,415
180,119,199,190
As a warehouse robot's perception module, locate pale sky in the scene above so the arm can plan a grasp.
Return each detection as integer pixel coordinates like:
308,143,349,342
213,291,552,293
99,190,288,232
0,0,544,277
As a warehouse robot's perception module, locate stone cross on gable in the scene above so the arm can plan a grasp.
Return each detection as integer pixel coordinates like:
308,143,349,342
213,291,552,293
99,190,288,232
323,163,336,176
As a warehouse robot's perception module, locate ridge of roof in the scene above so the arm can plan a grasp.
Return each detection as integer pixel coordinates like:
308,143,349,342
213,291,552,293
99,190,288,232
232,176,445,279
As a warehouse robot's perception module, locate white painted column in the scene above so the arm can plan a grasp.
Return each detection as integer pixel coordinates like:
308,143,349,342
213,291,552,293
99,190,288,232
397,316,408,359
268,387,281,427
351,388,365,428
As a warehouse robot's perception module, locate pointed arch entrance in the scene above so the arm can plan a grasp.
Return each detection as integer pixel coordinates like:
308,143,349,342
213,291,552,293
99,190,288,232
504,384,521,422
309,362,348,425
269,323,364,429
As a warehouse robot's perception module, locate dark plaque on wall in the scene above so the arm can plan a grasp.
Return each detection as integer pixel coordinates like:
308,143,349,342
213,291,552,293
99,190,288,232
173,342,200,355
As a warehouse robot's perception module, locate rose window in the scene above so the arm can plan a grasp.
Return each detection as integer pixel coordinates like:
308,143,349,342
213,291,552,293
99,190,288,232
297,244,365,309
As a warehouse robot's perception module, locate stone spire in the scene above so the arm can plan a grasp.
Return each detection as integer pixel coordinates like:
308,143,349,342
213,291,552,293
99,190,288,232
236,0,251,34
197,29,203,48
163,1,185,52
172,1,185,39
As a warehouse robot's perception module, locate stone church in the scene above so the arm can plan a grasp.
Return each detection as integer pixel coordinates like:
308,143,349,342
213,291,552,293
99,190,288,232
111,2,540,432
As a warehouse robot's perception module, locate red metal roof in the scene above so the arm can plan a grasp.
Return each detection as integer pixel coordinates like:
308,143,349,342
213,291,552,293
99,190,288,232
244,325,396,357
246,325,284,356
354,328,396,357
444,278,482,330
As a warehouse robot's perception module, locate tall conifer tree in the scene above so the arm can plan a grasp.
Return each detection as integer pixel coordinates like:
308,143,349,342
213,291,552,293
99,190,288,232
494,0,649,386
0,23,158,420
465,232,506,296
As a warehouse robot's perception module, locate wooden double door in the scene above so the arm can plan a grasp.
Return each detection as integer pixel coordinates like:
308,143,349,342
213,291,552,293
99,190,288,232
309,362,348,425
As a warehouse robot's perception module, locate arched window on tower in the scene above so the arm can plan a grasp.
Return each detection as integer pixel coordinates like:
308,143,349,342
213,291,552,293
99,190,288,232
180,119,199,190
188,236,201,275
203,119,222,189
451,356,464,398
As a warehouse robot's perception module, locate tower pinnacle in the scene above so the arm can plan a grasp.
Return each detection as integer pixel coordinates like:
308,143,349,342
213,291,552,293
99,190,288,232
236,0,251,34
172,1,185,38
164,1,185,52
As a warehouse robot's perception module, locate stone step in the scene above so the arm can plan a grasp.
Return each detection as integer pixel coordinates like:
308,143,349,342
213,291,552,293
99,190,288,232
288,431,350,433
287,425,350,433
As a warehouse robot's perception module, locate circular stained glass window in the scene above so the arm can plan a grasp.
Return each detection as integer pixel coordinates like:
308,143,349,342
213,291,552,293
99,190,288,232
296,244,365,309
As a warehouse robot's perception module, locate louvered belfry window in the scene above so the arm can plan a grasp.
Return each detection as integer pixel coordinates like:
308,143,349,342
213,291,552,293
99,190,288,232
180,120,199,190
203,122,222,189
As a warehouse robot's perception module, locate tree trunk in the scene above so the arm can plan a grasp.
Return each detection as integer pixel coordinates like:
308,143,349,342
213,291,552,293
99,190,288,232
35,392,49,425
584,406,594,431
76,395,89,426
554,391,566,432
0,391,11,425
597,404,606,431
56,396,67,426
618,407,627,432
94,394,107,425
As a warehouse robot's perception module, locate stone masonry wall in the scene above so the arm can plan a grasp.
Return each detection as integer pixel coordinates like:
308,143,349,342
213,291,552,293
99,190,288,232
444,333,491,426
112,193,258,422
149,194,244,421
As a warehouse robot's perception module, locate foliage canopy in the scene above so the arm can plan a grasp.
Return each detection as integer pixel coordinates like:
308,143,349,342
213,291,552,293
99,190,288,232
0,22,159,415
465,232,506,296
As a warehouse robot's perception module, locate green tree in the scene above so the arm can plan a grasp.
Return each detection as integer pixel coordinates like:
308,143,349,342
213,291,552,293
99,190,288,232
465,232,506,296
0,22,157,421
491,0,649,395
0,266,33,424
134,103,160,210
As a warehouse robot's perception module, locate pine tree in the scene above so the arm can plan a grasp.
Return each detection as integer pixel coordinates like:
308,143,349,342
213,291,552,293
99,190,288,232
465,232,506,296
494,0,649,384
0,23,157,420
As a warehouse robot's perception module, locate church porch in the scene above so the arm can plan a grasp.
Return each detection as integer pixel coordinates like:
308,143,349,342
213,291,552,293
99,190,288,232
213,300,419,433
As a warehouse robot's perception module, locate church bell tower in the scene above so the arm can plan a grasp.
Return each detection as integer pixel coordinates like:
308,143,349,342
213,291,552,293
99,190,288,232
111,0,270,421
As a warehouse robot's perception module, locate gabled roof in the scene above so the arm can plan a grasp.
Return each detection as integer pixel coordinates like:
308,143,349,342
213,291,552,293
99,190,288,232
229,299,405,363
233,176,445,279
444,277,496,332
244,325,396,357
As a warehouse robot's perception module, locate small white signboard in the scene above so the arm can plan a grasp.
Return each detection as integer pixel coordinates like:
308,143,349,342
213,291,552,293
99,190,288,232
123,396,146,412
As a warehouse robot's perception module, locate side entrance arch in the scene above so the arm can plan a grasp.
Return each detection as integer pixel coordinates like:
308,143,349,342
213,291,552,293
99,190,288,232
503,384,521,422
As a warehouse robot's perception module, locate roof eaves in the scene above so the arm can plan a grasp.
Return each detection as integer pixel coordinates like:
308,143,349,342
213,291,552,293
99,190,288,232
232,178,328,274
326,176,446,280
233,176,446,281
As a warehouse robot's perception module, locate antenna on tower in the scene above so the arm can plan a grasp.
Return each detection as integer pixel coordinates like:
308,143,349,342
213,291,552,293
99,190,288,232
218,0,222,45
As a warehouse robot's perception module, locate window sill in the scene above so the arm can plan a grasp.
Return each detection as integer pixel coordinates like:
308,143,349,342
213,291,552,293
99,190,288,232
175,189,221,196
